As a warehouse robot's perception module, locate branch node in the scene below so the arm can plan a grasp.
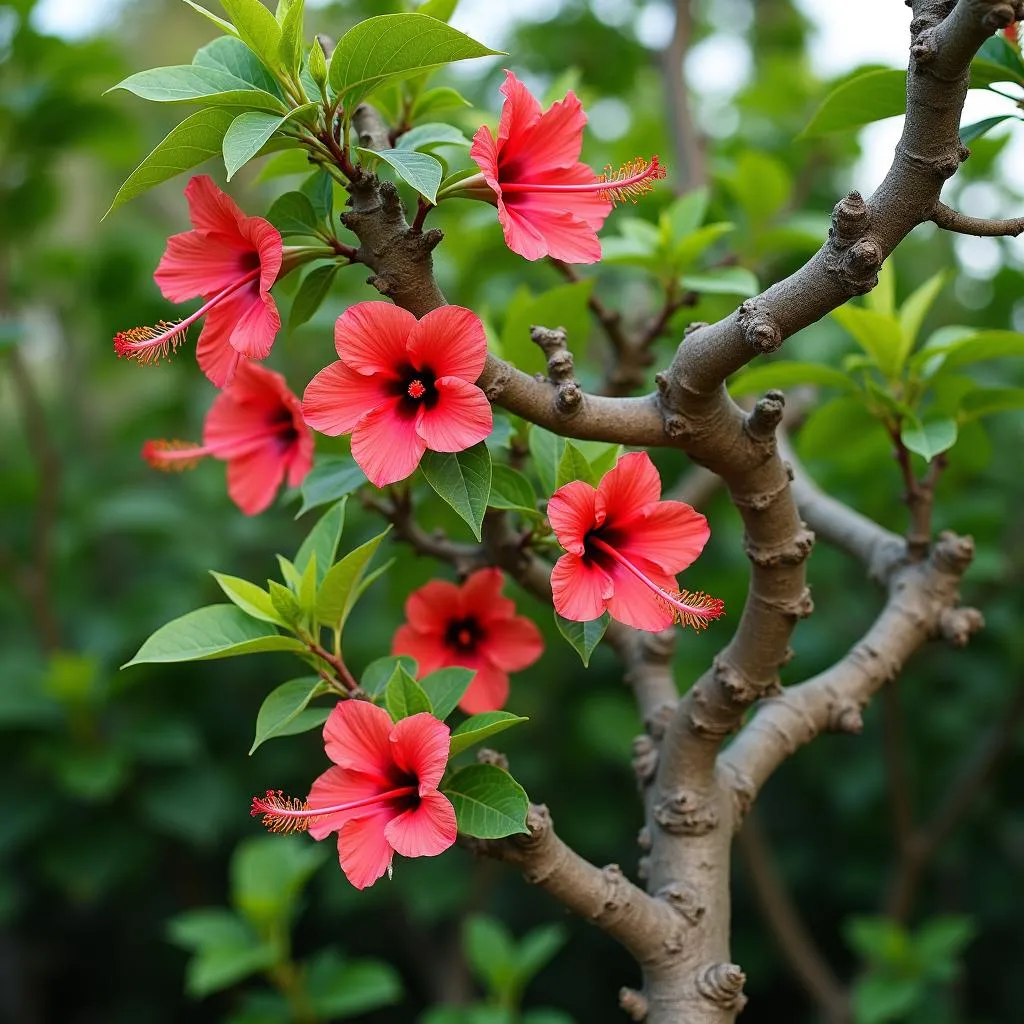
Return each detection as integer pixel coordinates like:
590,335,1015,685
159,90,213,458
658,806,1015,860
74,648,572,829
737,297,782,354
476,747,509,771
842,237,883,293
696,962,748,1012
932,530,975,573
910,26,939,63
939,606,984,647
632,734,659,786
653,787,719,835
637,826,651,851
683,320,708,336
619,987,649,1021
744,525,816,568
663,413,695,440
655,882,706,926
830,701,865,735
830,190,871,242
645,701,678,741
982,4,1017,30
746,389,786,439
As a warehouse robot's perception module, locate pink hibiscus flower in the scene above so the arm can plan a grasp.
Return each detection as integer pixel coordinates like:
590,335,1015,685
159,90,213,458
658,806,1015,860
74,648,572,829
251,701,457,890
392,568,544,714
467,70,666,263
142,360,313,516
302,302,492,488
114,175,283,387
547,451,724,632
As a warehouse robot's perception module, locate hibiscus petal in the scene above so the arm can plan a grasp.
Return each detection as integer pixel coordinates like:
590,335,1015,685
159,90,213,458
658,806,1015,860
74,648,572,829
227,289,280,361
502,203,602,264
604,560,677,632
483,615,544,672
596,451,662,525
390,712,451,792
336,810,394,889
547,480,598,555
459,660,510,714
496,70,542,152
334,301,416,373
184,175,246,237
154,230,247,303
350,401,426,487
496,197,555,261
512,163,612,231
469,125,500,188
302,361,392,436
238,215,283,296
510,90,587,175
550,553,613,622
458,568,514,622
615,501,711,574
286,426,315,487
403,579,462,633
306,765,383,840
416,377,492,452
392,624,449,677
196,316,243,388
322,700,395,778
384,791,457,859
224,443,287,515
408,306,488,381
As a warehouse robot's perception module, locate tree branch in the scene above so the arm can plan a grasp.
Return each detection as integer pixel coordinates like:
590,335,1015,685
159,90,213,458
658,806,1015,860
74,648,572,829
931,199,1024,236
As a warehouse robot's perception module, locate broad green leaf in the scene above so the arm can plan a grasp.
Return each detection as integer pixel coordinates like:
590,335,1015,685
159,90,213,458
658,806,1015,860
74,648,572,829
417,0,459,20
800,68,906,138
250,677,327,754
357,146,443,202
959,114,1019,144
412,86,472,119
443,763,529,839
959,387,1024,420
305,948,403,1018
277,0,304,75
296,553,317,617
515,923,568,981
328,14,501,107
301,169,333,220
123,605,304,667
673,221,734,269
267,190,321,236
898,270,947,358
420,666,474,720
167,908,252,951
270,706,330,739
488,463,539,515
728,361,857,397
308,37,328,91
463,914,517,993
385,664,433,720
679,267,759,296
276,554,303,591
193,35,283,96
219,0,283,72
831,304,907,377
912,915,975,963
865,261,895,317
181,0,239,37
297,456,366,517
185,942,278,998
395,122,471,152
901,417,958,461
223,104,317,179
420,443,492,540
110,65,287,111
727,150,792,225
294,499,346,586
664,187,709,240
362,655,417,698
315,527,391,627
971,35,1024,87
931,330,1024,373
210,571,287,626
232,834,327,925
449,712,529,756
528,426,565,496
556,441,597,488
851,974,924,1024
500,280,593,374
256,148,316,180
106,108,234,216
290,264,340,334
554,612,609,667
268,579,304,627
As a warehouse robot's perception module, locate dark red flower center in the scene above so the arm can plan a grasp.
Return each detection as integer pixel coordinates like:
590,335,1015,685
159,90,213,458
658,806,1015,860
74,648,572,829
267,405,299,452
393,363,438,414
445,615,484,654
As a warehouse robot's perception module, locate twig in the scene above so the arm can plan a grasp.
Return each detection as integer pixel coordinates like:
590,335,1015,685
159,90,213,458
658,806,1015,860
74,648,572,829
931,200,1024,237
410,197,432,234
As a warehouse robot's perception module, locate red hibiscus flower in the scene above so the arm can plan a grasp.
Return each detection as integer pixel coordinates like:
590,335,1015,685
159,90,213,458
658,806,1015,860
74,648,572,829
251,701,457,890
392,568,544,714
547,452,724,633
142,360,313,516
1006,22,1018,45
466,70,666,263
114,175,283,388
302,302,492,488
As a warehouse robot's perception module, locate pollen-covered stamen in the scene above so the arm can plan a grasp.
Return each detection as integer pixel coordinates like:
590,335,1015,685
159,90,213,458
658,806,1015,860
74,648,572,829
589,536,725,631
407,379,427,399
112,267,261,365
596,155,667,206
250,784,419,835
142,426,294,472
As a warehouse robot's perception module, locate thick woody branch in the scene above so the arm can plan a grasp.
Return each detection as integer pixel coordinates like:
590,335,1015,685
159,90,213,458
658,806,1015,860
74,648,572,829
720,532,983,802
931,200,1024,236
467,803,682,971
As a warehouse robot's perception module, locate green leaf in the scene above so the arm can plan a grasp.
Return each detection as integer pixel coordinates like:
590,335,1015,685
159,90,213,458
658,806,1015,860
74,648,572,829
528,426,565,496
959,386,1024,420
232,834,326,926
463,914,517,994
900,417,958,461
223,104,317,179
726,150,792,226
420,443,492,541
218,0,283,73
297,456,366,517
971,34,1024,87
210,571,288,626
555,441,597,488
124,605,303,667
167,908,252,951
296,552,318,617
679,266,759,296
800,68,906,138
412,86,471,119
515,923,568,981
328,14,501,107
305,948,403,1018
294,499,346,586
357,147,443,202
898,270,947,355
277,0,304,75
728,361,857,397
385,664,433,720
106,108,235,216
930,329,1024,373
586,442,621,478
266,190,321,236
362,655,418,698
395,122,471,152
315,527,391,627
488,463,539,515
831,304,907,377
417,0,459,20
554,612,609,667
289,264,340,334
865,261,895,317
302,169,333,220
420,667,474,721
912,915,975,964
193,35,283,95
664,187,709,240
269,706,330,739
308,37,328,91
181,0,239,37
110,65,286,111
449,712,529,757
959,114,1019,144
672,221,734,270
268,579,304,627
250,677,327,754
443,764,529,839
185,942,278,998
851,974,924,1024
499,281,593,374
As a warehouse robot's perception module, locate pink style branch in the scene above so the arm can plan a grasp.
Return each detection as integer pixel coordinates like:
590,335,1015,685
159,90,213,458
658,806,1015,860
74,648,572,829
109,3,1024,1023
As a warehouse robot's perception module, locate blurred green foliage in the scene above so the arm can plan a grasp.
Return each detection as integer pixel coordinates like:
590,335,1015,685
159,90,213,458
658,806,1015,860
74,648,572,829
2,1,1023,1023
